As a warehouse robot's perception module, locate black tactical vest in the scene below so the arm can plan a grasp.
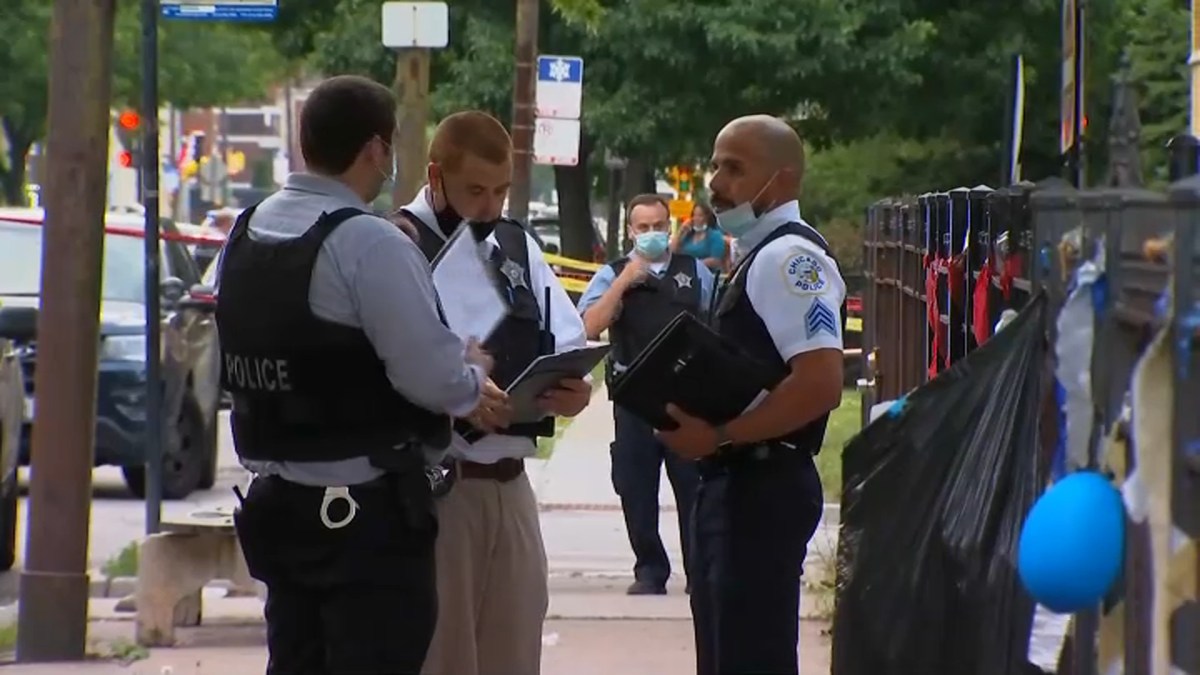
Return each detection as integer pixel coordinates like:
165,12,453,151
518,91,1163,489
401,209,555,440
216,205,450,463
713,221,847,454
608,254,703,367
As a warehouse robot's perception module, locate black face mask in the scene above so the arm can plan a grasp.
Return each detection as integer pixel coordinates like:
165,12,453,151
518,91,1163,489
436,179,499,242
434,180,463,238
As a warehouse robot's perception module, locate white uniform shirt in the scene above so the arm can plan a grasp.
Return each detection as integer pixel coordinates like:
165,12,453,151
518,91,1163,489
402,188,588,464
734,200,846,360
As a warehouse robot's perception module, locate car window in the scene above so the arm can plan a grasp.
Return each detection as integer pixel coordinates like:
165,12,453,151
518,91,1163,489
0,221,175,303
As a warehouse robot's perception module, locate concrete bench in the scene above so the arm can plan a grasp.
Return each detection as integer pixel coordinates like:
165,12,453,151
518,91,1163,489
134,506,262,647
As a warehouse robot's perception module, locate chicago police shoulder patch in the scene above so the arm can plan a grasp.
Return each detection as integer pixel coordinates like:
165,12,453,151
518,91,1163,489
782,250,828,295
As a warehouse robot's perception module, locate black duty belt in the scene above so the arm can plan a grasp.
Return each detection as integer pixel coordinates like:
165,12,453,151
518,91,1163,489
454,458,525,482
697,442,813,476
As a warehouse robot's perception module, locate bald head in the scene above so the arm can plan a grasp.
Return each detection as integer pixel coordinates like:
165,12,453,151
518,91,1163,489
708,115,804,215
717,115,805,174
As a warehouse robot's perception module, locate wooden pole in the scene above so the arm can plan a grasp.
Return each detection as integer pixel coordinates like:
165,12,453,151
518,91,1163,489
16,0,116,660
508,0,539,224
393,48,431,207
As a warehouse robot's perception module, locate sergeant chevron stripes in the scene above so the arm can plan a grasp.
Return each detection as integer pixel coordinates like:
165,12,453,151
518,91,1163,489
804,298,838,338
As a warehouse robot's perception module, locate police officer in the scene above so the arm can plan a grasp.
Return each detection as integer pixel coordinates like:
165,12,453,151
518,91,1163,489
577,193,715,596
657,115,846,675
216,76,507,674
392,111,592,675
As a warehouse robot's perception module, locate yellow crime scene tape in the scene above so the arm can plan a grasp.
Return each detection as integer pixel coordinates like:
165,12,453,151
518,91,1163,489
545,252,603,294
545,251,864,334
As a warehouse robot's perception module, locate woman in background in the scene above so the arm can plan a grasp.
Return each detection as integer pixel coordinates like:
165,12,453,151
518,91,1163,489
671,202,728,272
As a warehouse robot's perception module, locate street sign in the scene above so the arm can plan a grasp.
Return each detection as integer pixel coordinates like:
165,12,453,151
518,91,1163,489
162,0,278,21
533,117,581,166
381,2,449,48
535,55,584,119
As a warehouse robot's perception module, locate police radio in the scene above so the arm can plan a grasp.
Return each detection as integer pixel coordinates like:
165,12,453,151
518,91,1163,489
531,287,557,437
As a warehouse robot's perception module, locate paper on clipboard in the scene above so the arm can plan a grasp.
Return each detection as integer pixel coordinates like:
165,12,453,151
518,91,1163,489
431,224,508,342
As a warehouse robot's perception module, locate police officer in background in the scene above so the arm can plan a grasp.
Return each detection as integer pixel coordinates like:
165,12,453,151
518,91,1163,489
216,76,507,674
657,115,846,675
392,111,591,675
577,194,714,596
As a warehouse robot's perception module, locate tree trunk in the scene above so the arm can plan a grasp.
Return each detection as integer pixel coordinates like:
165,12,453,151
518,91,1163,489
553,135,594,261
0,134,33,206
620,156,656,203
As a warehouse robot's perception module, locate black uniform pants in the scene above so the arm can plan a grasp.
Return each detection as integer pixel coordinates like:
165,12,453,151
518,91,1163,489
690,446,823,675
234,474,438,675
611,404,699,586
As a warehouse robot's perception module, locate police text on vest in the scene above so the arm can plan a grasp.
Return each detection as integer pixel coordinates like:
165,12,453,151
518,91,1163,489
224,354,293,391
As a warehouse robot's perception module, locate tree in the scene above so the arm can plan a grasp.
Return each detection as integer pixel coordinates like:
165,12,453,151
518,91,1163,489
0,1,52,205
110,1,288,110
0,0,286,205
1123,0,1190,184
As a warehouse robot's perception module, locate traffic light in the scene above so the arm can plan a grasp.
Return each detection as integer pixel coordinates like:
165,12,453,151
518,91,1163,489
677,167,692,194
118,109,141,132
114,108,142,169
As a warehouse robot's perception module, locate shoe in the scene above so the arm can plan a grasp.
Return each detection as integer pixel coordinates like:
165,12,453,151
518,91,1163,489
685,581,692,595
626,580,667,595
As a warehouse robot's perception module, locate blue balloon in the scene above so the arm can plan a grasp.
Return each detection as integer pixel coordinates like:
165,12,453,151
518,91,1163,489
1017,471,1125,614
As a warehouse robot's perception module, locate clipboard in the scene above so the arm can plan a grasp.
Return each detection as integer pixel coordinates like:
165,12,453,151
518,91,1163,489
505,343,611,424
609,312,785,430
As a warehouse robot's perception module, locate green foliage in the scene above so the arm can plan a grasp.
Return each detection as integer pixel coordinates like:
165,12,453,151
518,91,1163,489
1123,0,1190,184
0,1,52,203
0,0,286,204
111,1,288,109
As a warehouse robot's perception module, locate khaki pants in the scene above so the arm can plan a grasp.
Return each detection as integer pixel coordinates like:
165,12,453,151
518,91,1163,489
421,472,549,675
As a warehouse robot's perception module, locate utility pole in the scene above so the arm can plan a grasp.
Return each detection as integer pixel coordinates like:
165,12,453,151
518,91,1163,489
393,49,431,206
141,0,165,536
381,2,447,208
509,0,539,224
17,0,117,661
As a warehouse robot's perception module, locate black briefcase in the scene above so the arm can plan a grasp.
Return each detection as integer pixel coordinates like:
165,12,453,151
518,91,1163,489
609,312,785,430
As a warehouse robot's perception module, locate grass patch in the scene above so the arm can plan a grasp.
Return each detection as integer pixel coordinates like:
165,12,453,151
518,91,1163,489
101,541,139,578
815,389,863,502
0,622,15,653
534,362,608,460
99,638,148,665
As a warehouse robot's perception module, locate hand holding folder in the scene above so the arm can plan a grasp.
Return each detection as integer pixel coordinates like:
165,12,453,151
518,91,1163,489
609,312,785,430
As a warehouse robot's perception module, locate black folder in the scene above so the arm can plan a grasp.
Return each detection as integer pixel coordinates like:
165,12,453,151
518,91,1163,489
609,312,786,430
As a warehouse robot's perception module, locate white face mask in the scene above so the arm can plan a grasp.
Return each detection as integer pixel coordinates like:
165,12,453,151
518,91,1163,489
715,172,779,237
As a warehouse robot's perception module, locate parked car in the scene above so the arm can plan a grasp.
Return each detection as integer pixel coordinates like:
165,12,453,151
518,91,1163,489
0,208,222,500
527,216,608,262
0,327,23,570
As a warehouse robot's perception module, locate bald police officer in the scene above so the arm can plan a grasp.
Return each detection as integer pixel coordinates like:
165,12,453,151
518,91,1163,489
657,115,846,675
578,193,714,596
216,76,505,674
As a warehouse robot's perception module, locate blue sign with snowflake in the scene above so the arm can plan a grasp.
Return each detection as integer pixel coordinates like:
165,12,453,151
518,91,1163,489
535,55,584,119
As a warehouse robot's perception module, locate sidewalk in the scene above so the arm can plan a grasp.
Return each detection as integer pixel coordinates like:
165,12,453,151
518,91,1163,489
0,386,836,673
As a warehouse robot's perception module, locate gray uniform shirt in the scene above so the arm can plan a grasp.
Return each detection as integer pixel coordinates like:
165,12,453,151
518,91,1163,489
219,173,484,486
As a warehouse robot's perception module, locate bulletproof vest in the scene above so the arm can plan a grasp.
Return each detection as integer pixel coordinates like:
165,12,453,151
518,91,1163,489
608,254,703,367
216,205,451,463
403,209,555,440
713,221,847,454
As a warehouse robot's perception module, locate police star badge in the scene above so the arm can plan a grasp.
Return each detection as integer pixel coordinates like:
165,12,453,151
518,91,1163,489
500,258,528,289
673,272,693,289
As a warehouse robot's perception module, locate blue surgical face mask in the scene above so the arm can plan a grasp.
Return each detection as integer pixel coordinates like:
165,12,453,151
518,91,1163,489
634,231,670,259
715,172,779,237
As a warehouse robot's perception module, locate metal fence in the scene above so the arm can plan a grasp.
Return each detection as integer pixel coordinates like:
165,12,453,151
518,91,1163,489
857,175,1199,674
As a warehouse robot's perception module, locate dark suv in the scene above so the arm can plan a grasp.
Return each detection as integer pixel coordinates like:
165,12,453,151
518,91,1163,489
0,210,221,500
